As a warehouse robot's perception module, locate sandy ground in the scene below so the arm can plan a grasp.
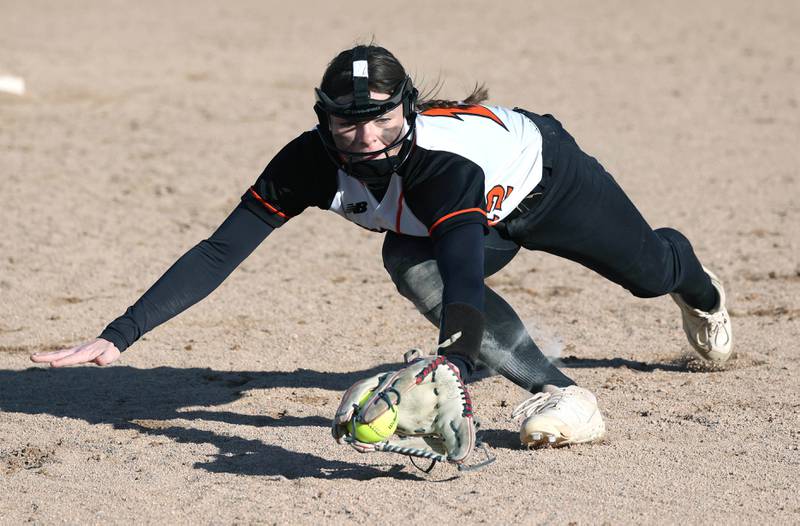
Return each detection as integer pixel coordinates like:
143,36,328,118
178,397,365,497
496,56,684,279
1,0,799,523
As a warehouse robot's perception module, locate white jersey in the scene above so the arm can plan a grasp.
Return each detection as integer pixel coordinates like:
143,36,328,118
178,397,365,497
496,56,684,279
413,105,543,225
243,105,545,239
327,171,429,236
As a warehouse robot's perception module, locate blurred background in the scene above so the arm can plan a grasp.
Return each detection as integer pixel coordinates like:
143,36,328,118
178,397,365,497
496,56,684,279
1,1,798,522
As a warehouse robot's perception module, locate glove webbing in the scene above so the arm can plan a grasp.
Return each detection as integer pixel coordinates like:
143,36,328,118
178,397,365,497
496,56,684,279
376,440,496,474
374,441,448,463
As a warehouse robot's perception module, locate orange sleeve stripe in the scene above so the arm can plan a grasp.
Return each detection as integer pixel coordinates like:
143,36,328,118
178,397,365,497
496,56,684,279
248,187,289,219
428,208,487,235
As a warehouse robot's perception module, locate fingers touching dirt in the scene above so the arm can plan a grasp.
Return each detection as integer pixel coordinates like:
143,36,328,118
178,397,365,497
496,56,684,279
30,338,121,368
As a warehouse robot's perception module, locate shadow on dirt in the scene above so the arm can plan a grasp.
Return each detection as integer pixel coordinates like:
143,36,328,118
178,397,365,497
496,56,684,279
477,428,520,450
0,363,430,480
556,354,743,373
2,352,734,479
556,356,689,372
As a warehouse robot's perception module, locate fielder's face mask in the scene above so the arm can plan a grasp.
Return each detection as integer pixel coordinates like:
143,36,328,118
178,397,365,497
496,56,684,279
314,48,418,190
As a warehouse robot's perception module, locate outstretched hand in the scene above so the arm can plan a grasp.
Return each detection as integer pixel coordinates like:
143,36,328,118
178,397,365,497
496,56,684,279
30,338,121,368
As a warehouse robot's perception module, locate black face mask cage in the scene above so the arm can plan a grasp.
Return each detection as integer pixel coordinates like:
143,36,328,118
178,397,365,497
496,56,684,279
314,76,416,123
313,78,418,161
313,48,418,164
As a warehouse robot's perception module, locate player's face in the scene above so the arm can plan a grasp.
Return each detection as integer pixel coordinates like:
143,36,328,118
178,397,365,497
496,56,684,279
329,91,406,159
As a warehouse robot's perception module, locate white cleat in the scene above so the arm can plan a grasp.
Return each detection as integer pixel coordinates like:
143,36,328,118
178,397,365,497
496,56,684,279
670,267,733,363
511,386,606,448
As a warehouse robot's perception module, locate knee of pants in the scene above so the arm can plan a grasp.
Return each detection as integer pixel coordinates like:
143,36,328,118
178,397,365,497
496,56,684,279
384,258,444,315
626,227,691,298
654,227,693,255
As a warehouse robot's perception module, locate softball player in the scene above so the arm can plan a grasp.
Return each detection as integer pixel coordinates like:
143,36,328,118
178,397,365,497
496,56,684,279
32,45,732,452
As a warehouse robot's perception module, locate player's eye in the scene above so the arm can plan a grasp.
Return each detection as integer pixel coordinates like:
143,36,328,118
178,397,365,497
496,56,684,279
332,121,357,133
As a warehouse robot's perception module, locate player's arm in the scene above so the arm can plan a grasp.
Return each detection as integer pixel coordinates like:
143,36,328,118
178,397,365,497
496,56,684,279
31,203,273,367
98,203,273,352
32,131,333,367
433,223,486,379
406,155,489,379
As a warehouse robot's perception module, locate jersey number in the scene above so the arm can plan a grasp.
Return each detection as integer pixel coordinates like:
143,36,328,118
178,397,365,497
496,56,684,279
486,185,514,222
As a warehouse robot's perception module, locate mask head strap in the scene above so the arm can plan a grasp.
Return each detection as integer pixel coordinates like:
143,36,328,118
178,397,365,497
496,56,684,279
351,46,370,110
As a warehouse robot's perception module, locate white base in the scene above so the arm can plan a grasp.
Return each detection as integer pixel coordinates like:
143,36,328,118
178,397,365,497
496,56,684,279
0,75,26,96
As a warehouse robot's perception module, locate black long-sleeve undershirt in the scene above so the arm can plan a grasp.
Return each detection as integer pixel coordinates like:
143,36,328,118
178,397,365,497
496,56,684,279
433,222,486,377
99,203,273,352
99,201,486,364
434,223,486,313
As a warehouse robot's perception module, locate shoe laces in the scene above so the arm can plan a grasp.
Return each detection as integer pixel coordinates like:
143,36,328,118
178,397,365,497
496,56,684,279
511,390,565,420
698,309,730,343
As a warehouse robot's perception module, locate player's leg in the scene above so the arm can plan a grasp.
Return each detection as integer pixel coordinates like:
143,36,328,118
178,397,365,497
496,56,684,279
384,222,607,448
381,229,575,392
505,116,732,362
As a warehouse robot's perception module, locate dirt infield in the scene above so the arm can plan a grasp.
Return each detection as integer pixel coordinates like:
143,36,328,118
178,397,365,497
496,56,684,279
1,0,799,523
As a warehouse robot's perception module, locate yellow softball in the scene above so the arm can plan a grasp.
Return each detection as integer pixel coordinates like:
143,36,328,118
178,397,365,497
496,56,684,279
347,390,399,443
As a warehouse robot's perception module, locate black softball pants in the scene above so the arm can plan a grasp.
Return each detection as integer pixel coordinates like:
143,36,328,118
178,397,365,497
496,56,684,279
382,113,714,393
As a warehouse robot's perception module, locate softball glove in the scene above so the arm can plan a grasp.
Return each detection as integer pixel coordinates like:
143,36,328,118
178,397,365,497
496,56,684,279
332,349,481,469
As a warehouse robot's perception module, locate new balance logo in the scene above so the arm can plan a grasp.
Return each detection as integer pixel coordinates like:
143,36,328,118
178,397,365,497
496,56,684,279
344,201,368,214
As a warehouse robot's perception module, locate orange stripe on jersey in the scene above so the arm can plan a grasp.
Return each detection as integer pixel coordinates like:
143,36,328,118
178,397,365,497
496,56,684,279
248,187,289,219
421,105,508,131
428,208,487,236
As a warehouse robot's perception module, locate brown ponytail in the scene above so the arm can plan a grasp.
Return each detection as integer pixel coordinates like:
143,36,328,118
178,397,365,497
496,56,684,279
416,83,490,111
